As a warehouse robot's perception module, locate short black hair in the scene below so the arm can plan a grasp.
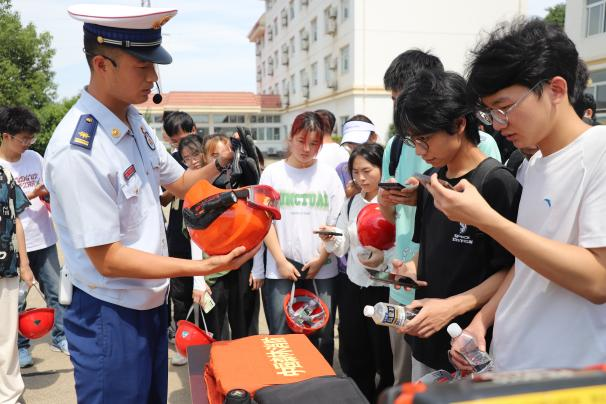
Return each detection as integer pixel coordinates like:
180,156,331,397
83,34,123,71
163,111,195,137
467,18,579,102
0,107,40,136
572,59,589,108
394,70,480,145
314,109,335,133
383,49,444,93
574,93,596,119
348,142,384,179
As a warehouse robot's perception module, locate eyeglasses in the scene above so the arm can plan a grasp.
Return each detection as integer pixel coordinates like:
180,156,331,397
182,151,203,166
402,133,435,152
476,81,545,127
10,135,37,146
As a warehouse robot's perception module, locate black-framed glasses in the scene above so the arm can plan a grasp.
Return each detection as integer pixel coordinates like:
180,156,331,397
10,135,37,146
476,81,545,127
402,133,435,151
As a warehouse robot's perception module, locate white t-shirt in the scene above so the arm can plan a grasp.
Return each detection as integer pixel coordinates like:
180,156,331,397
324,193,394,288
251,160,345,280
316,143,350,169
0,150,57,252
492,126,606,371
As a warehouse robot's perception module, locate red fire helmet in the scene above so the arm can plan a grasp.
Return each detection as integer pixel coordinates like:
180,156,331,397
175,319,215,357
283,284,330,335
19,308,55,340
183,180,281,255
356,203,395,250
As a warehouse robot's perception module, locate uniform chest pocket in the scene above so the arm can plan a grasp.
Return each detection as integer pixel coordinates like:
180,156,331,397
118,175,145,230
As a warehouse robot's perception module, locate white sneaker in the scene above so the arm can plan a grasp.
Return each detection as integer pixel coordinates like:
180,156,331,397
50,339,70,356
171,352,187,366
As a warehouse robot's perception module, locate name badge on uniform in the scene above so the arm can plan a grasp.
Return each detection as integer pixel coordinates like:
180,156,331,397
141,126,156,150
123,164,136,181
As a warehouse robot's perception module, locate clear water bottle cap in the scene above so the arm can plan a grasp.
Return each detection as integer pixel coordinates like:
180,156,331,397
446,323,463,338
363,305,374,317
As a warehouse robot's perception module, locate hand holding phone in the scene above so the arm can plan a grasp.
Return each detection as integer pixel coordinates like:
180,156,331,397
378,182,418,192
413,173,456,190
364,268,422,289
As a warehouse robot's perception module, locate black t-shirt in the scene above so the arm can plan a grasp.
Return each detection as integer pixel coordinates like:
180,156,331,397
166,151,191,259
406,158,522,371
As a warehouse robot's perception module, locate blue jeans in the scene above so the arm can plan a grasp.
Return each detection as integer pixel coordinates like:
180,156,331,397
18,245,65,348
262,277,336,365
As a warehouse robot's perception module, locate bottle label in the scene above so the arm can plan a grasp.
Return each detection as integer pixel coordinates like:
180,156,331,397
381,305,407,327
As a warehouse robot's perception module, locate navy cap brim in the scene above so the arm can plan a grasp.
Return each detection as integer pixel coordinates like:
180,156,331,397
122,45,172,65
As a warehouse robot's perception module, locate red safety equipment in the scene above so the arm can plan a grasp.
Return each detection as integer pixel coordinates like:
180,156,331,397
175,304,215,357
18,285,55,339
357,203,396,250
183,180,280,255
283,282,329,335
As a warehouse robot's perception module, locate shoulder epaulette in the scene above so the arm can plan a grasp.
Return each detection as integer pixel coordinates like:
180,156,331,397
70,114,98,150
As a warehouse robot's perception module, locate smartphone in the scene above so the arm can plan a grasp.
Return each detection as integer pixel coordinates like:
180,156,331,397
313,230,343,236
365,268,421,289
378,182,415,191
413,173,456,190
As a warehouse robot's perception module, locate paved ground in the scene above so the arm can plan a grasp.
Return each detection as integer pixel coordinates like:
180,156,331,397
20,286,341,404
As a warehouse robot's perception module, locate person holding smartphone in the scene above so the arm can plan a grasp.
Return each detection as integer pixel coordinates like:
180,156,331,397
250,112,345,364
317,143,394,402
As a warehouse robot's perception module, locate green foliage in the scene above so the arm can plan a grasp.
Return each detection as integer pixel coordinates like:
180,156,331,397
0,0,57,109
32,96,79,155
387,123,396,139
544,3,565,28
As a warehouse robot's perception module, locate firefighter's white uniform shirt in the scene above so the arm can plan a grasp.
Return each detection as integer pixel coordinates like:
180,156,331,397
44,88,184,310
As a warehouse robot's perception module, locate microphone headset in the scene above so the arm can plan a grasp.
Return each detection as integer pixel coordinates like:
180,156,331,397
153,82,163,104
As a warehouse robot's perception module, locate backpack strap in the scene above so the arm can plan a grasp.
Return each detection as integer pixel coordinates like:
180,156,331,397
505,149,525,177
346,196,355,219
389,136,404,177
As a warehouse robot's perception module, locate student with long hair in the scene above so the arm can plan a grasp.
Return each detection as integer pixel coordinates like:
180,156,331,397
251,112,345,363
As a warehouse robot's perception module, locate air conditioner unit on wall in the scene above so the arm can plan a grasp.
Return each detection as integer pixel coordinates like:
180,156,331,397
282,53,289,65
329,57,337,71
327,76,337,89
327,19,337,35
302,86,309,99
281,10,288,27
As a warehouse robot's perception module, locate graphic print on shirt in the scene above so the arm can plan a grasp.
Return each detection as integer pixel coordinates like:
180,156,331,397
452,222,473,245
278,191,330,210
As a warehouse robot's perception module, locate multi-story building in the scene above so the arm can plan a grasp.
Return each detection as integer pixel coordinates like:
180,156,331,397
565,0,606,121
136,91,285,154
249,0,527,143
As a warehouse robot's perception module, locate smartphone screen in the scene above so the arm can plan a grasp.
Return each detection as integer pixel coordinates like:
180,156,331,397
313,230,343,236
378,182,406,191
413,173,455,190
365,268,420,288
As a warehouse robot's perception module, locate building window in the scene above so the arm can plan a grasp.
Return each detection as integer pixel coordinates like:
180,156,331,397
274,84,280,94
271,127,281,140
340,45,350,74
587,0,606,36
274,17,278,36
274,50,279,67
588,69,606,111
341,0,350,21
289,0,295,19
290,37,295,55
311,62,318,86
282,79,288,94
339,116,349,135
311,18,318,42
191,114,210,124
291,74,296,94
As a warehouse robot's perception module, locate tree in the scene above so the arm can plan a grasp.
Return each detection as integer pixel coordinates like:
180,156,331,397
0,0,56,109
545,3,566,28
32,97,78,155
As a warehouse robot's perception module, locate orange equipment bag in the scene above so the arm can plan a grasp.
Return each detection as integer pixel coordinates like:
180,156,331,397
203,334,335,404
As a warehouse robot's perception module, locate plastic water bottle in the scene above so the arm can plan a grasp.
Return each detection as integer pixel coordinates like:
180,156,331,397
363,302,419,328
59,266,73,305
18,281,30,304
447,323,494,373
